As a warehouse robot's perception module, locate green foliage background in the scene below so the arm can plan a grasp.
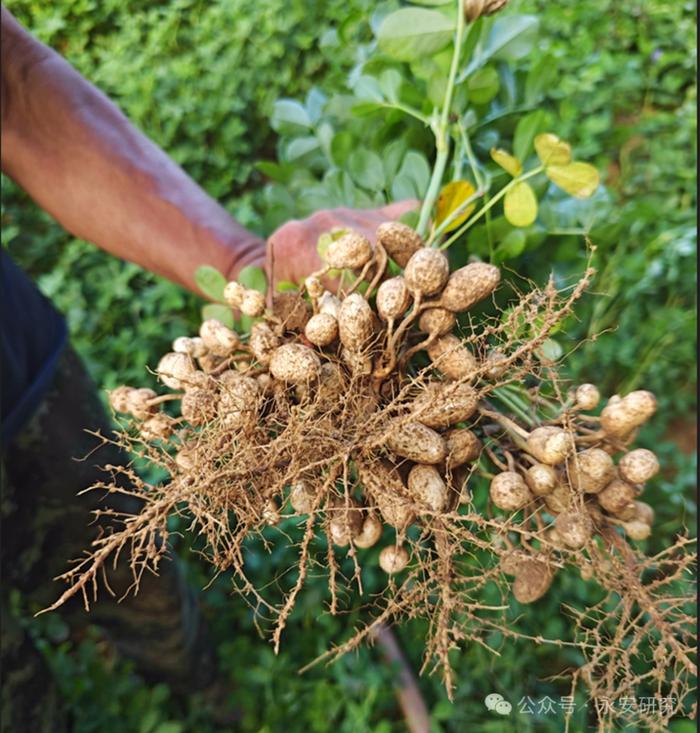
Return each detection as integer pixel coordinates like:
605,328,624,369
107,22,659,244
2,1,696,731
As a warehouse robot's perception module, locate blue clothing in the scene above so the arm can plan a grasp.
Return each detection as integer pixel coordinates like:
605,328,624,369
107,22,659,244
1,250,68,445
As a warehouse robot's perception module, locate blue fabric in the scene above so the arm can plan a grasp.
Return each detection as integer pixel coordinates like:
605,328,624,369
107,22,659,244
1,250,68,446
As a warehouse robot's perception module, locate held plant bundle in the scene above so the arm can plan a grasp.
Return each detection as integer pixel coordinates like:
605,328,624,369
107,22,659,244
44,2,695,730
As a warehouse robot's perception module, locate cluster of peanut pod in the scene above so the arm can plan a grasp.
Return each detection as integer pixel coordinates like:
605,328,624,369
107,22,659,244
488,385,659,602
108,221,660,603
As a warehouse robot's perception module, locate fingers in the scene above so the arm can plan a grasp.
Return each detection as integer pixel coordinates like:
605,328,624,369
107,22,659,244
266,198,424,286
381,199,421,220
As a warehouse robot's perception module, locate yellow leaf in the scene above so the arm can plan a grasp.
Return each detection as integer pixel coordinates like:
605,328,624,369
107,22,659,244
490,148,522,177
504,181,538,227
546,162,600,199
435,180,477,232
534,133,572,166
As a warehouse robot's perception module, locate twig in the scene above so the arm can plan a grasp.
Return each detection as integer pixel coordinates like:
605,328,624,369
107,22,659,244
371,623,431,733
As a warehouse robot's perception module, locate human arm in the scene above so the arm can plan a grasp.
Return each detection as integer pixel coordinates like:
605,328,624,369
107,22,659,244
0,6,264,294
1,7,418,294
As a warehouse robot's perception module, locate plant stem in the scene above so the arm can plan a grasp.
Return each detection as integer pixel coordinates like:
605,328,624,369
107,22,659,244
459,121,485,191
416,1,465,239
371,624,431,733
378,101,430,126
490,387,534,427
439,165,544,250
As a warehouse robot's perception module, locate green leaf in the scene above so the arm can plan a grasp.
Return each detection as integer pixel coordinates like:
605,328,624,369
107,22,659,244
201,303,234,329
670,722,699,733
378,69,402,102
435,180,477,232
534,133,572,166
513,110,547,162
494,229,527,263
305,87,327,124
276,280,298,292
383,138,408,182
255,160,292,183
139,708,160,733
316,121,333,158
467,66,500,105
350,101,386,117
524,53,557,105
390,151,431,201
330,131,354,167
490,148,522,177
485,15,539,62
152,722,184,733
399,150,431,195
399,210,420,229
391,175,417,201
504,181,538,227
546,162,600,198
194,265,227,302
284,136,320,162
406,0,451,5
237,265,267,293
270,99,311,133
377,8,455,62
461,16,485,65
347,149,386,192
324,170,356,207
352,75,384,102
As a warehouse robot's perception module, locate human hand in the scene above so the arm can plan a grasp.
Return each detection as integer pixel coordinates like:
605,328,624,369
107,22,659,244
266,200,419,286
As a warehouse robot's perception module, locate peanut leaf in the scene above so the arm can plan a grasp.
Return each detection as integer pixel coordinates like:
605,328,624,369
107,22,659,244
534,133,572,166
485,15,539,62
194,265,227,302
399,209,420,229
435,180,477,232
377,8,455,61
466,66,500,105
270,99,311,133
513,110,548,162
490,148,522,177
276,280,299,292
546,162,600,199
202,303,234,329
504,181,538,227
494,229,527,264
347,148,386,192
237,264,268,294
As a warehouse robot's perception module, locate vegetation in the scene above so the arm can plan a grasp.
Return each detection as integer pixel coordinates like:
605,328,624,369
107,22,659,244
2,1,696,731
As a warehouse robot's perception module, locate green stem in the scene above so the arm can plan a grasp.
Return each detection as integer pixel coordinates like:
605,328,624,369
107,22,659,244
459,122,485,191
490,387,534,427
452,126,465,182
426,123,488,245
439,165,544,250
416,2,465,239
377,101,430,126
498,384,535,414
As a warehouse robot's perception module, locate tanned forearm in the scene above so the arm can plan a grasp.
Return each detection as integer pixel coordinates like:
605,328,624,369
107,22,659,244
0,7,265,294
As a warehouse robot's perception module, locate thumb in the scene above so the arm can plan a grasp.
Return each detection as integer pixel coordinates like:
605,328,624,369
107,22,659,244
379,199,421,221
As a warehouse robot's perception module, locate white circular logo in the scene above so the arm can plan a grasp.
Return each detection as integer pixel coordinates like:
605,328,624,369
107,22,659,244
484,692,512,715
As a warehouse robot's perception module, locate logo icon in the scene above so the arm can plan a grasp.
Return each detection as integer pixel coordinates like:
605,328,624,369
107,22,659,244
484,693,513,715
